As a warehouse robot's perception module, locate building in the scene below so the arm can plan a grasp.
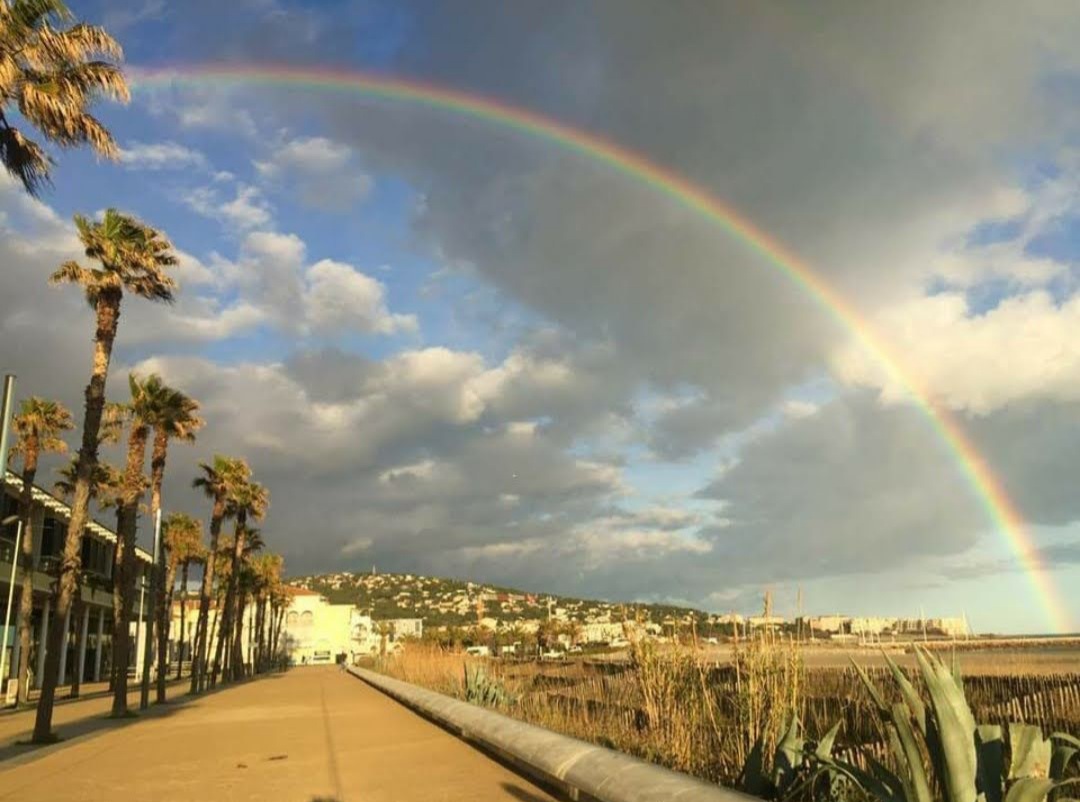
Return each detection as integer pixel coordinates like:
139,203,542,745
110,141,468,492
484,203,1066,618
380,618,423,641
1,470,153,697
581,621,625,644
280,588,354,665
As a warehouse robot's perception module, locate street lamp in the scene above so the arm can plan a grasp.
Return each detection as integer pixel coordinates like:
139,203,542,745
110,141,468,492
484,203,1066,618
0,513,22,705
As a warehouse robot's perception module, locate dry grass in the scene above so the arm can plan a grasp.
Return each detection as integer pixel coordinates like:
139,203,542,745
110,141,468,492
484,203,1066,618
376,628,807,785
374,634,1080,791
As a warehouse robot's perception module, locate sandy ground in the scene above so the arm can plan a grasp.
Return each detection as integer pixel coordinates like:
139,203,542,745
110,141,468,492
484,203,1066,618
0,667,557,802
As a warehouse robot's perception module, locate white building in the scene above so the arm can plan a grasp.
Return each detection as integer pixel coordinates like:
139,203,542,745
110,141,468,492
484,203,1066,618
380,618,423,640
1,470,153,696
280,588,354,665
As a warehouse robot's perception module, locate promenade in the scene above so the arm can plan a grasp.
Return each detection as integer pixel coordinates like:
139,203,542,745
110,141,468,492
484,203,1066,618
0,667,557,801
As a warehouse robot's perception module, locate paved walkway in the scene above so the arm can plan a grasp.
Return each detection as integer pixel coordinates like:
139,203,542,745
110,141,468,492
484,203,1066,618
0,667,558,802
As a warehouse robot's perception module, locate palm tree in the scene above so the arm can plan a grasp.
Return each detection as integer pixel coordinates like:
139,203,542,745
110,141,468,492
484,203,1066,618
118,376,203,706
53,455,119,699
8,398,72,705
0,0,128,195
217,479,268,684
158,512,201,699
108,373,176,716
36,214,176,737
36,211,177,741
190,456,249,694
150,387,201,701
252,553,283,673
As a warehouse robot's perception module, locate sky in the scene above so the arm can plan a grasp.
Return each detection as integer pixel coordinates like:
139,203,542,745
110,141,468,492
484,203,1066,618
2,0,1080,634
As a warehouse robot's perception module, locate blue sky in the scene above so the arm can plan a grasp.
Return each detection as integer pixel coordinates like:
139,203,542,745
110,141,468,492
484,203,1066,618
2,1,1080,633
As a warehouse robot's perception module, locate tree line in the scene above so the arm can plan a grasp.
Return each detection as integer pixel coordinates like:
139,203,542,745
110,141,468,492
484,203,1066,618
0,0,291,742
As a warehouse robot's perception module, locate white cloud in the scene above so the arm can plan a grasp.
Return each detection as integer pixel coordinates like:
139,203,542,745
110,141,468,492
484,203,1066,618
183,183,274,231
304,259,417,335
832,291,1080,414
118,141,207,171
255,135,373,210
220,185,273,229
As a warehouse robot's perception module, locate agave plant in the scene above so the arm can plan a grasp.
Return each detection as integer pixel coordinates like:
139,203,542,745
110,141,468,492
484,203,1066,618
808,649,1080,802
739,716,846,800
462,663,514,709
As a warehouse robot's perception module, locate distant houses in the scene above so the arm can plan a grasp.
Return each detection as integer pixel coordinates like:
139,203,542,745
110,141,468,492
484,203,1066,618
274,571,974,664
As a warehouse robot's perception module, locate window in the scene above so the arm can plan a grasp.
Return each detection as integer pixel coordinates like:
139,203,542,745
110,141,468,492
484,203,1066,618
40,517,63,559
0,494,18,540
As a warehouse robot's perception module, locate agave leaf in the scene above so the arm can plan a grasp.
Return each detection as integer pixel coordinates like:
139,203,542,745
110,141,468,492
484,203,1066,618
1050,746,1077,781
977,724,1005,802
739,734,770,798
866,750,913,802
914,648,978,802
814,754,905,802
816,720,842,760
1051,733,1080,750
884,651,928,735
892,703,934,802
1009,724,1052,780
1004,777,1055,802
853,659,891,718
887,724,920,802
773,716,804,793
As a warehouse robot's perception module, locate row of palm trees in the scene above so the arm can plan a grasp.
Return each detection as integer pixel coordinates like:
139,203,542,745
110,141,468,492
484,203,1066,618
9,211,291,741
1,0,294,740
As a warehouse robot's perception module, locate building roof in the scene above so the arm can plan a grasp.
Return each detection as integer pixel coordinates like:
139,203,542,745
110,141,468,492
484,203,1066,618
285,586,322,597
4,469,152,564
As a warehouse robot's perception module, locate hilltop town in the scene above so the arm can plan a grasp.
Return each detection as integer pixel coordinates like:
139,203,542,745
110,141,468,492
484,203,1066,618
286,570,972,647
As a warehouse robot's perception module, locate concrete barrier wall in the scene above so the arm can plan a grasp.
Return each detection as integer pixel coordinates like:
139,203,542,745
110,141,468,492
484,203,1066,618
347,665,757,802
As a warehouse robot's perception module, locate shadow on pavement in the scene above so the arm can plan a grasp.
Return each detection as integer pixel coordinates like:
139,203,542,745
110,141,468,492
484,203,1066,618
501,782,560,802
0,672,286,768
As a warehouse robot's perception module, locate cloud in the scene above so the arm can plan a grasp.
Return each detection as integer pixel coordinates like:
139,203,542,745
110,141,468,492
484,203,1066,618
255,136,374,210
118,141,207,171
181,183,274,230
219,185,274,229
304,259,417,334
833,290,1080,414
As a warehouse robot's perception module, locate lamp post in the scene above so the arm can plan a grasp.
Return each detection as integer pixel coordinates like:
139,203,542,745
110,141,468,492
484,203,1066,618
0,375,16,705
0,515,21,704
0,375,14,480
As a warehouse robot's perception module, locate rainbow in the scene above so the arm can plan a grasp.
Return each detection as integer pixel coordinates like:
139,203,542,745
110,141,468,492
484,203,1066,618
130,64,1070,632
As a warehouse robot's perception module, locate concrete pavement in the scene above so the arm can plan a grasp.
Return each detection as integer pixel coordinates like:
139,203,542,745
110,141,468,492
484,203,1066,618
0,666,559,801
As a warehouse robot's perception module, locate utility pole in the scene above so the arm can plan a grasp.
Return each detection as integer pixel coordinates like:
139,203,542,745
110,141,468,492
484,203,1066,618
0,375,15,703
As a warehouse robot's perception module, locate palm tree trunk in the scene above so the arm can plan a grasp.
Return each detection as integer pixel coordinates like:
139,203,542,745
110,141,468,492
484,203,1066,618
14,451,38,706
271,605,285,666
205,605,220,685
191,500,224,695
216,511,246,685
176,561,189,681
211,587,230,688
255,595,266,673
69,593,85,698
33,294,120,743
155,556,177,703
108,522,122,693
110,424,149,717
232,593,247,680
145,429,168,706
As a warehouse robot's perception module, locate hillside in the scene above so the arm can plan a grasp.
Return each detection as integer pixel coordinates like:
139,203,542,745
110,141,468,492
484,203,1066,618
287,570,706,629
